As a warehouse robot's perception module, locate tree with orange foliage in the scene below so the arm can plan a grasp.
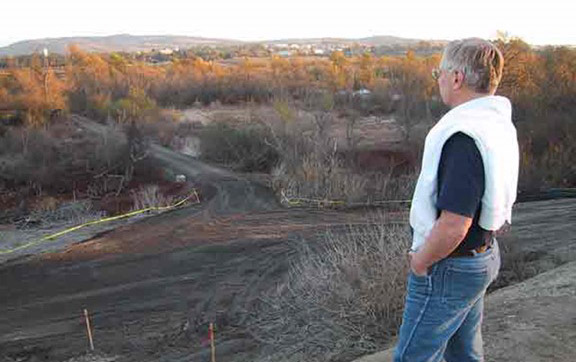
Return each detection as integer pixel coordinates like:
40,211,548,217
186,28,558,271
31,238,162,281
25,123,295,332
387,51,438,140
355,52,375,89
4,65,68,127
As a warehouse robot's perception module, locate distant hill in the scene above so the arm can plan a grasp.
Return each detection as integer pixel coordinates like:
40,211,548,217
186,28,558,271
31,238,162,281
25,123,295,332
0,34,244,56
359,35,447,46
265,35,432,46
0,34,446,56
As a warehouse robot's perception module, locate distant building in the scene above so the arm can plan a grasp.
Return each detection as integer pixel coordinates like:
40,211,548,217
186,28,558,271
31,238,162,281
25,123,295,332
353,88,371,96
159,48,174,55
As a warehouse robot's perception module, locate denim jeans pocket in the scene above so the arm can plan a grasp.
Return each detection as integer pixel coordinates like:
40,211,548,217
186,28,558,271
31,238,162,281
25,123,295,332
408,264,438,297
409,270,430,285
442,265,490,305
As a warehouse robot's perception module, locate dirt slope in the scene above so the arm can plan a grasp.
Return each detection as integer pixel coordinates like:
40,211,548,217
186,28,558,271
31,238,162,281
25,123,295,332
353,260,576,362
353,198,576,362
483,260,576,361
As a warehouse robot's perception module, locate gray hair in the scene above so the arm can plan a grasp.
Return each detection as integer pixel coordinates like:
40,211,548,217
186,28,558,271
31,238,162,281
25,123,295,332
440,38,504,94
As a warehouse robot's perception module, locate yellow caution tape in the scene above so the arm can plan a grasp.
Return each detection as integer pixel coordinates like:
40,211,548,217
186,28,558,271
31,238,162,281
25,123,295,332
284,197,346,207
280,190,410,208
0,189,200,255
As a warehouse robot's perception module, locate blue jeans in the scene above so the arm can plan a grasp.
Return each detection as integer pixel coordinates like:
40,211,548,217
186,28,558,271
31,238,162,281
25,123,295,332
394,241,500,362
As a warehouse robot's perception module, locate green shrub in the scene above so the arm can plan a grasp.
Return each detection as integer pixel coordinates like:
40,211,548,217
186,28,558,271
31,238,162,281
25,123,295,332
198,122,279,172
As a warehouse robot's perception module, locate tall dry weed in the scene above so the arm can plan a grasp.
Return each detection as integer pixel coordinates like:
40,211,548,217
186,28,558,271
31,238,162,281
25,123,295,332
259,99,418,206
130,185,175,210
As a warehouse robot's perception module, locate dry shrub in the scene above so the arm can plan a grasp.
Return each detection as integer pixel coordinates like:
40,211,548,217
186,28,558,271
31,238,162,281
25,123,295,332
29,200,105,227
248,221,411,362
261,101,418,205
517,120,576,192
30,196,59,213
274,161,417,206
10,199,105,230
0,127,64,193
136,111,180,147
0,122,137,197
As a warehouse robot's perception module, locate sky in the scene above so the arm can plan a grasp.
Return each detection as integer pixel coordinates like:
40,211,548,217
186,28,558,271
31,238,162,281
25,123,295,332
1,0,575,47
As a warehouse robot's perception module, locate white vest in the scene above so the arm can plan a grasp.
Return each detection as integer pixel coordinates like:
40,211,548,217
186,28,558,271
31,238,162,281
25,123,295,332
409,96,519,251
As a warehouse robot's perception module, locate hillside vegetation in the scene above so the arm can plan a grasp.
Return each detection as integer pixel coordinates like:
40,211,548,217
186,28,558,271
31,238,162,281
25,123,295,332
0,37,574,219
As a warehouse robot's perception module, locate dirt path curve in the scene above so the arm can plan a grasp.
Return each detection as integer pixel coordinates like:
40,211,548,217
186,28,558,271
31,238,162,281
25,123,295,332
71,115,281,215
149,143,280,215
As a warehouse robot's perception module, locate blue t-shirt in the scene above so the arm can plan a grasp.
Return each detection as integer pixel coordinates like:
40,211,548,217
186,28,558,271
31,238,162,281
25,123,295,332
436,132,488,250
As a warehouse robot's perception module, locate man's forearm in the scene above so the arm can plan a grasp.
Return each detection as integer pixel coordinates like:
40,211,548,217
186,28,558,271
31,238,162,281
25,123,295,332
411,211,472,274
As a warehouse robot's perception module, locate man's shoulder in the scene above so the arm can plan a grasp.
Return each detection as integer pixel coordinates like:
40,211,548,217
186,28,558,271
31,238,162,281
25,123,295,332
444,132,476,149
441,132,483,167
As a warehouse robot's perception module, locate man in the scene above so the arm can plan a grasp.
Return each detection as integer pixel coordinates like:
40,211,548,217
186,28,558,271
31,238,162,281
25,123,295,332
394,38,519,362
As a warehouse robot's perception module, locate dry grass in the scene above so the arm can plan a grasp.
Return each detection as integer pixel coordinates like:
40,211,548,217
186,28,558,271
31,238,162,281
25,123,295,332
273,157,417,207
518,131,576,192
0,199,106,252
258,101,418,206
248,219,411,362
60,353,119,362
0,121,133,197
130,185,176,210
27,199,105,226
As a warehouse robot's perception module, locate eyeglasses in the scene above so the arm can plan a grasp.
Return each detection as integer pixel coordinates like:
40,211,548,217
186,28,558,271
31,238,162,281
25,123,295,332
432,67,462,80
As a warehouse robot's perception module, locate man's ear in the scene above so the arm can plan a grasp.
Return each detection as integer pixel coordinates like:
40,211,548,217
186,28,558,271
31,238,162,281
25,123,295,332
452,70,465,91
